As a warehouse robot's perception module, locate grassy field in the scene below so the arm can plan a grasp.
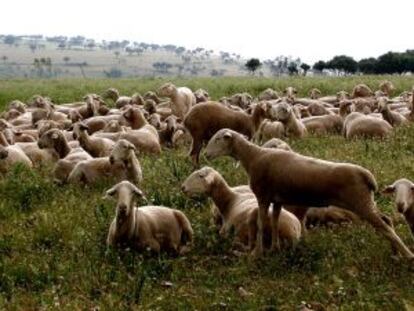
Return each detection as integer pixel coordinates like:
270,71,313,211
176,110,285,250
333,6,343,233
0,77,413,310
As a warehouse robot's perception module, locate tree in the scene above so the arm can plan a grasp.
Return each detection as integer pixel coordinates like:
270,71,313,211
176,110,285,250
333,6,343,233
4,35,16,46
313,60,326,72
326,55,358,74
358,58,377,74
300,63,310,75
287,62,298,75
245,58,261,74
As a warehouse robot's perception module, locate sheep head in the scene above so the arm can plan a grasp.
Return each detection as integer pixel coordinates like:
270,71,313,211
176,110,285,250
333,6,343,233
284,87,297,102
8,100,26,113
109,139,136,165
103,88,120,101
205,129,238,160
383,179,414,214
309,88,322,99
104,181,145,219
181,166,216,196
337,91,350,102
268,102,292,122
157,83,176,97
38,129,61,149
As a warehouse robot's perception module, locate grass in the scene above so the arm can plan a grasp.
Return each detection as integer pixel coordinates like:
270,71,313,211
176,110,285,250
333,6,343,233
0,76,413,310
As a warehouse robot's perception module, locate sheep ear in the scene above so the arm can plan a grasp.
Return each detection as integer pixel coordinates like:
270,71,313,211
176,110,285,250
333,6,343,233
103,187,117,199
382,185,395,194
132,185,145,199
128,144,136,151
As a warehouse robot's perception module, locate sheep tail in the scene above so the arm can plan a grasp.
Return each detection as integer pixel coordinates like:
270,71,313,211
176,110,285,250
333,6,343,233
362,169,378,192
174,211,193,245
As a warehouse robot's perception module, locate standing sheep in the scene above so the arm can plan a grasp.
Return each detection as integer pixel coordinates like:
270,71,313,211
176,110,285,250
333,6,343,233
157,83,196,119
269,102,307,138
204,129,414,259
105,181,193,254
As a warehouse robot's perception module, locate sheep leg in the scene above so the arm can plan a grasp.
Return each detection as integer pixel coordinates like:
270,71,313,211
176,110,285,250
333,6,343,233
252,200,270,258
189,138,202,167
146,239,161,253
359,205,414,258
270,204,282,252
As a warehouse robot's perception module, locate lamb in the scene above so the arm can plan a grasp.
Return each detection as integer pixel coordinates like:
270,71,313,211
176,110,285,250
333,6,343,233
254,119,285,143
37,128,92,183
309,88,322,99
204,129,414,258
352,84,374,98
181,167,301,250
302,114,343,135
343,112,392,139
67,139,142,185
383,179,414,237
377,97,408,127
183,101,266,166
194,89,210,103
157,83,196,119
73,123,115,157
105,180,193,253
269,102,307,138
258,88,279,101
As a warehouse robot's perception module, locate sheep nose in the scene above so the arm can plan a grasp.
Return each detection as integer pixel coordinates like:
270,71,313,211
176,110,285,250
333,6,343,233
397,202,406,213
181,185,187,193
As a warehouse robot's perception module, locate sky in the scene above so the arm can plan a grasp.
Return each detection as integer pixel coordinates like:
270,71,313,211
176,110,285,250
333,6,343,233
1,0,412,64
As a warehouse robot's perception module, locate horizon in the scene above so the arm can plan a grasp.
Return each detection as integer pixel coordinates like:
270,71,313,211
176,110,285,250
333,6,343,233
1,0,413,64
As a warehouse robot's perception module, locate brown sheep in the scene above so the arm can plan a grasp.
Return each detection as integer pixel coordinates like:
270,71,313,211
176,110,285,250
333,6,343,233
258,88,279,101
183,101,266,166
204,129,414,259
105,181,193,254
302,115,343,135
378,97,408,127
268,102,307,138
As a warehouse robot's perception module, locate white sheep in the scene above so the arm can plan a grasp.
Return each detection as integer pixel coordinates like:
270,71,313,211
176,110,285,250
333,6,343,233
157,83,196,119
105,180,193,254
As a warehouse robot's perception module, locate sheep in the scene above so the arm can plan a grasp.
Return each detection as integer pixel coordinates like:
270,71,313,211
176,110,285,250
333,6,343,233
103,88,144,109
378,97,408,127
309,88,322,99
352,84,374,98
284,87,297,103
105,180,193,253
157,83,196,119
143,91,166,104
194,89,210,103
144,99,172,120
183,101,267,166
254,119,285,143
228,93,253,109
204,129,414,258
158,115,180,147
181,167,301,250
261,138,292,151
103,120,124,133
337,91,350,102
379,80,395,97
302,114,343,135
8,100,26,113
268,102,307,138
16,142,59,166
73,123,115,157
304,207,360,228
258,88,279,101
343,112,392,139
306,101,333,116
383,179,414,238
0,135,33,173
67,139,142,185
148,113,163,130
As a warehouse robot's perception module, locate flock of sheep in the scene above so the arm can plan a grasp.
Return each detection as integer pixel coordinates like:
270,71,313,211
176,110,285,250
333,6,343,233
0,80,413,259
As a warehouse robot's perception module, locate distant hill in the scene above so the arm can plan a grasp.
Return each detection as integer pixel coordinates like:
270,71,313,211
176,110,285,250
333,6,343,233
0,34,306,79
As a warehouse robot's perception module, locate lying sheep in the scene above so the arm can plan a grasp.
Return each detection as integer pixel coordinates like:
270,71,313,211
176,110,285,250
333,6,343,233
204,129,414,259
73,123,115,157
254,119,285,143
261,138,292,151
16,142,59,166
228,93,253,109
378,97,408,127
0,141,33,173
37,129,92,183
183,101,266,165
68,139,142,185
309,88,322,99
258,88,279,101
269,102,307,138
352,84,373,98
302,114,343,135
105,180,193,253
343,112,392,139
158,83,196,119
182,167,301,250
383,179,414,237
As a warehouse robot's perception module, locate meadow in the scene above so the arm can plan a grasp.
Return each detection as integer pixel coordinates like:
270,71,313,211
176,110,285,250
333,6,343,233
0,76,413,310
